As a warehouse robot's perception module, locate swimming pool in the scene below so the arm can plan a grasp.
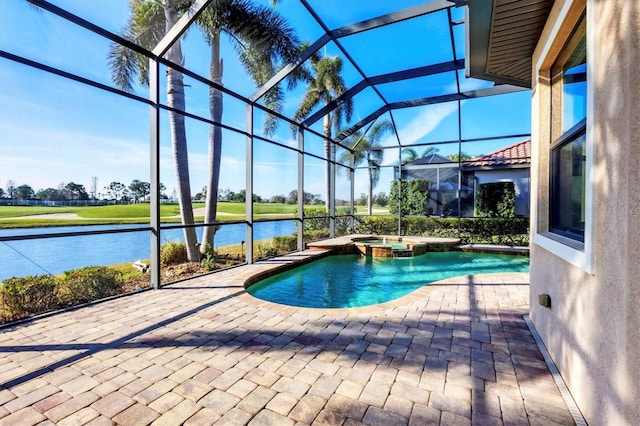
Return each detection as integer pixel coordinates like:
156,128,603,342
246,251,529,308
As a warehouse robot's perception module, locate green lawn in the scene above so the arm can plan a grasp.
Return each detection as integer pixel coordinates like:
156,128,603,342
0,202,299,228
0,206,78,218
0,202,386,228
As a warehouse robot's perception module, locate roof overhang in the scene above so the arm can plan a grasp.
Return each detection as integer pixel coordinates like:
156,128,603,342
465,0,554,88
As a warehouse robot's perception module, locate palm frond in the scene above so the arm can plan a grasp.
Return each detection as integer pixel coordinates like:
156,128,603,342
291,88,322,135
108,31,139,91
197,0,303,134
107,0,166,90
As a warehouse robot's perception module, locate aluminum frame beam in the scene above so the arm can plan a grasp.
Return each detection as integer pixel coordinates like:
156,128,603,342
301,59,465,127
336,84,529,141
250,0,453,103
152,0,213,57
331,0,454,38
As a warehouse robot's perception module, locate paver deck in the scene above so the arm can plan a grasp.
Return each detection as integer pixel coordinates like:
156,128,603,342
0,252,575,425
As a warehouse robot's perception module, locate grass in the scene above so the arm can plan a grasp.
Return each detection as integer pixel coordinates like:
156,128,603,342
0,206,78,218
0,203,387,228
0,202,299,228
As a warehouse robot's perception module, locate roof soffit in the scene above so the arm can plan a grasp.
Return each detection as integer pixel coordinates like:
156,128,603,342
466,0,554,88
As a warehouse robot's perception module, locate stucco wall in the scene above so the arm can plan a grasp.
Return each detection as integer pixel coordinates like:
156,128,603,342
530,0,640,425
474,169,530,217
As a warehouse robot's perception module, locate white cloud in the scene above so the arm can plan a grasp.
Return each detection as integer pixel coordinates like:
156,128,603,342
391,102,459,147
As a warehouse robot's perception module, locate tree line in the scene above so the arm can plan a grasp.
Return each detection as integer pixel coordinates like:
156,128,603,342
2,179,346,206
1,179,162,203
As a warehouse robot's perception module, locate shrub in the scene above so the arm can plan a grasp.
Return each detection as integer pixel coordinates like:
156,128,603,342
57,266,124,305
476,182,516,218
201,253,216,271
255,243,279,259
389,179,430,216
354,216,529,245
1,275,58,319
304,229,330,242
160,240,188,265
272,235,297,253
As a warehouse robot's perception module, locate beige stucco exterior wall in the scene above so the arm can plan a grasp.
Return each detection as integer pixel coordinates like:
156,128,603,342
530,0,640,424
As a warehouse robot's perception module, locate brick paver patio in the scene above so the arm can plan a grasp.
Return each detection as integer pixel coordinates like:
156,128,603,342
0,251,575,425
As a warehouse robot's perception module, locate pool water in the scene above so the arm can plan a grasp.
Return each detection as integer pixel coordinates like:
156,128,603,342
247,252,529,308
355,239,408,250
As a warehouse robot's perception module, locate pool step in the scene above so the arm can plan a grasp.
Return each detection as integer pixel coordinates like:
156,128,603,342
393,249,414,258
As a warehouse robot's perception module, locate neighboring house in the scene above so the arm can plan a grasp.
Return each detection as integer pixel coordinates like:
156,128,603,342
467,1,639,425
395,140,531,217
395,154,463,216
462,139,531,217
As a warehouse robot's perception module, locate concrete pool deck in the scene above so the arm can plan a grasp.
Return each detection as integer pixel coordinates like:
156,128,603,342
0,250,576,425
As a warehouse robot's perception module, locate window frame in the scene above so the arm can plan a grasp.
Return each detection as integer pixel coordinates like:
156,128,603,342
533,0,595,274
549,118,586,242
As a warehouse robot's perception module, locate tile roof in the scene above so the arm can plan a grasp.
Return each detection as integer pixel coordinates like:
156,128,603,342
463,139,531,168
404,153,454,165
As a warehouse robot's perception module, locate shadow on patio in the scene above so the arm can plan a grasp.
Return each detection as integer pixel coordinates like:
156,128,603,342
0,267,575,425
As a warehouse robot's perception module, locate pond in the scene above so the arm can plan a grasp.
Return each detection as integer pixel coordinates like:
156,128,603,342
0,221,296,281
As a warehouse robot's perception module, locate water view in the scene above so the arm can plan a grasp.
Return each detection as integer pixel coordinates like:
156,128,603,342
0,221,296,281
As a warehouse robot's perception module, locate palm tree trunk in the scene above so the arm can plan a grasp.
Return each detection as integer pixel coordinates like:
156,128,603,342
201,31,223,254
323,113,331,212
165,0,198,262
367,158,373,216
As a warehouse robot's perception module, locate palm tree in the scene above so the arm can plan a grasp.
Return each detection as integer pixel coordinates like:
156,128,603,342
400,146,440,164
339,120,394,215
110,0,303,258
108,0,199,261
293,56,353,212
195,0,303,254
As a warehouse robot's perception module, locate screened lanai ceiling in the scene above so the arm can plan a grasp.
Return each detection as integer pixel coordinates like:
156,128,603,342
136,0,534,149
253,0,534,145
12,0,544,155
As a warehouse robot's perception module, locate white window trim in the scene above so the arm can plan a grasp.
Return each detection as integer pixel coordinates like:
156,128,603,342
533,0,595,275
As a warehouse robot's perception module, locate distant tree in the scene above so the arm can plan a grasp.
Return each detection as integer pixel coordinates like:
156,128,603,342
104,182,127,202
36,188,64,201
356,193,367,206
232,190,244,203
388,179,429,216
65,182,89,200
447,152,475,162
286,190,320,205
0,188,5,198
270,194,286,204
374,191,388,207
129,180,150,202
160,183,167,199
5,180,16,199
15,184,35,200
311,194,323,205
193,192,205,201
401,146,439,164
287,190,298,205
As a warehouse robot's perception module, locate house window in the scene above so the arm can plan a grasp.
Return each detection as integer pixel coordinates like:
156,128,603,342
550,14,586,243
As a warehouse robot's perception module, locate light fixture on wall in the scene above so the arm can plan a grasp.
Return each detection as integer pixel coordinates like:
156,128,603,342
538,294,552,309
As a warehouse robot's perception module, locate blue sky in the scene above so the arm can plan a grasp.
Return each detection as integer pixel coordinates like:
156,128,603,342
0,0,531,201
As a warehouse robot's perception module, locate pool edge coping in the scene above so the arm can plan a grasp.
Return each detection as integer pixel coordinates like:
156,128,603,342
232,247,530,314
